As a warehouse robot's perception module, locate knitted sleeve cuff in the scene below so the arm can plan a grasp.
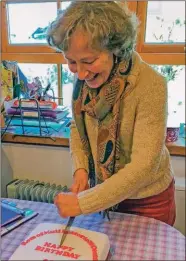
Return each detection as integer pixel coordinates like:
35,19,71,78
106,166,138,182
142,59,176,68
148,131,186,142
71,154,89,175
78,185,111,214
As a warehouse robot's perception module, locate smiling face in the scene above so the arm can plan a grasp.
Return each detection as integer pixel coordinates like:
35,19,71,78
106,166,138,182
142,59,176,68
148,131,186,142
64,30,114,89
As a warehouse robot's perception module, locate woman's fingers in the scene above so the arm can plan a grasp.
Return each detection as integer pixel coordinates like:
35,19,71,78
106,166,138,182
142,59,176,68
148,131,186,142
71,183,80,193
71,180,88,193
70,169,89,193
54,192,82,217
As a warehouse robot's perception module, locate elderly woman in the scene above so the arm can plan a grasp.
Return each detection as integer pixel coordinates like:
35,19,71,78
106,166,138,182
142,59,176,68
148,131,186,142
47,1,176,226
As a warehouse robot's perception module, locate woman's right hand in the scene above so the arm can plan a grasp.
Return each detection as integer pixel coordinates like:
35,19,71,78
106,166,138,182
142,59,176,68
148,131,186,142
70,168,89,194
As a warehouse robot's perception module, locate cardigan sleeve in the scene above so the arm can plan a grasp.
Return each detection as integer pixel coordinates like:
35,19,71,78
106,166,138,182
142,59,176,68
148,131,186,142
77,74,170,214
70,120,89,175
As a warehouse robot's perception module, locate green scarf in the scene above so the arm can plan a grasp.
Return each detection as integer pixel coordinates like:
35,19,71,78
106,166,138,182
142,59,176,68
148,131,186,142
72,58,132,188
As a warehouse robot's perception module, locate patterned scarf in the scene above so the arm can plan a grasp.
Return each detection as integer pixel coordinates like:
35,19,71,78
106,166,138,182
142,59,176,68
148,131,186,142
72,58,132,189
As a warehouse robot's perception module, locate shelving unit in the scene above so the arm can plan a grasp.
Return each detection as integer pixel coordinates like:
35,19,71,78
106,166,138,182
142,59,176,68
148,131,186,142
1,98,71,141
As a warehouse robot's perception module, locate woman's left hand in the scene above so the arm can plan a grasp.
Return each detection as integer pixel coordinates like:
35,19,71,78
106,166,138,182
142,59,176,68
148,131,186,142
54,192,82,218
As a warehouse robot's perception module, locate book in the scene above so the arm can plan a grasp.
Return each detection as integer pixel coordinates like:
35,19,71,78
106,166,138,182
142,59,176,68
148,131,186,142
13,100,58,110
9,223,110,260
7,107,69,122
1,201,38,236
1,205,23,227
1,212,38,237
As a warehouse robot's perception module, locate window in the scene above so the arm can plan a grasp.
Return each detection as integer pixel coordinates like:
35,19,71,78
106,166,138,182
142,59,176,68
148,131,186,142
18,63,58,101
61,65,74,108
16,64,75,107
146,1,185,43
137,1,185,53
152,65,185,127
137,1,185,129
61,1,71,11
7,3,57,45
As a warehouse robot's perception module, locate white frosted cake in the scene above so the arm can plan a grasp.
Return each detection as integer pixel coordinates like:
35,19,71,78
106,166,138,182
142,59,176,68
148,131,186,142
9,223,110,260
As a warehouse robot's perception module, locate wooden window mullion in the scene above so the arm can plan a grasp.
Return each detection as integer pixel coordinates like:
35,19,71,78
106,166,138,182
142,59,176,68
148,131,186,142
136,1,185,54
57,64,62,105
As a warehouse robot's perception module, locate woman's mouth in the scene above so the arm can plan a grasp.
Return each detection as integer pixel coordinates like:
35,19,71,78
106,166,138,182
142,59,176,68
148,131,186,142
86,73,99,82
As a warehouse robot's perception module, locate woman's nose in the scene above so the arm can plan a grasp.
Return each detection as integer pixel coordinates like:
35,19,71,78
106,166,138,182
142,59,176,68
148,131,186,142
77,64,89,80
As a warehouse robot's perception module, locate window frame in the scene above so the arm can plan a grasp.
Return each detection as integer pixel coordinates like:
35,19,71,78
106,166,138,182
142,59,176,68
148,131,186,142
136,1,185,54
1,0,61,53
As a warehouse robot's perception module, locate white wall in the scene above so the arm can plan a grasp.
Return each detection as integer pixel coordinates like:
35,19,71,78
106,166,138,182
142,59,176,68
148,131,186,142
1,143,185,235
1,143,73,197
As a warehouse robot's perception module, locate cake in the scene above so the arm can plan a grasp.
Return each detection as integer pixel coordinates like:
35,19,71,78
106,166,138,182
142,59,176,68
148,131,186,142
9,223,110,260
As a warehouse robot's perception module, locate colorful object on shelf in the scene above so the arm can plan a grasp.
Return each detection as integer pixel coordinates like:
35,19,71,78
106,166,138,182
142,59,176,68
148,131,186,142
13,99,58,110
2,60,29,99
1,64,13,104
1,113,5,128
166,127,180,142
17,67,29,97
13,84,21,99
2,60,19,87
179,123,186,139
27,77,43,99
6,107,69,121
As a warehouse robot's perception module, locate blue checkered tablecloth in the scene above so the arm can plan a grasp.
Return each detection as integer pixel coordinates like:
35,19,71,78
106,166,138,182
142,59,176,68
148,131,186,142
1,199,185,260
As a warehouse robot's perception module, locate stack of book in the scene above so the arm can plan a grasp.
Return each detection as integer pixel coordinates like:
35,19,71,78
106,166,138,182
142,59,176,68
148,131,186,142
5,99,71,123
1,199,38,236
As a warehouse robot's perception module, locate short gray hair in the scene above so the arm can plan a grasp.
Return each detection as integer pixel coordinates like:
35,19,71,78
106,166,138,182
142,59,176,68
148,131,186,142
47,1,139,61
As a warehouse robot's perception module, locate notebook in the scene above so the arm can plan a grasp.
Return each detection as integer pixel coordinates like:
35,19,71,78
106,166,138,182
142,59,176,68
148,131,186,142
1,201,38,236
1,205,23,227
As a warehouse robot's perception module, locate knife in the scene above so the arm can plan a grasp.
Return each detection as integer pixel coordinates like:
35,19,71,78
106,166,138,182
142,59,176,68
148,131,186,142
60,216,75,246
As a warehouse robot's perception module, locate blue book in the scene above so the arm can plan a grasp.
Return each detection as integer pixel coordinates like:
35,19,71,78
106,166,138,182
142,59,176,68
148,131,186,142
1,205,23,227
1,201,38,236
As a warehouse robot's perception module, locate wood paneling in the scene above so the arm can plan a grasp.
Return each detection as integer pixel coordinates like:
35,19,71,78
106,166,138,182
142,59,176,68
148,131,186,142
2,133,185,156
127,1,137,13
2,52,184,66
140,53,185,65
2,52,66,63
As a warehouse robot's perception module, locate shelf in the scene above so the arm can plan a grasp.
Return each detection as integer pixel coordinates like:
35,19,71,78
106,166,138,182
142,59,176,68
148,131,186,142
2,132,185,156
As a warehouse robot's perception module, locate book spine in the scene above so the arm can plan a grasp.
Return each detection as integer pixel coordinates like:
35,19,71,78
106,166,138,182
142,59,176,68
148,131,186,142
1,212,38,236
1,202,25,215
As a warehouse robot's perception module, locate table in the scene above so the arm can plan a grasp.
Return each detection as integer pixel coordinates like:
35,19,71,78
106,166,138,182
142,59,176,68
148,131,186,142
1,199,185,260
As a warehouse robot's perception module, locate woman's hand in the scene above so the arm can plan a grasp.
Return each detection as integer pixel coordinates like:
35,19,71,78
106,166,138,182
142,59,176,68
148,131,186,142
70,168,89,194
54,192,82,218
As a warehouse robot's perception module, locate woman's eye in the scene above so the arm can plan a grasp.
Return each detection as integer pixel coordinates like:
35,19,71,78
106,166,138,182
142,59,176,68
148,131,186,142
84,59,96,65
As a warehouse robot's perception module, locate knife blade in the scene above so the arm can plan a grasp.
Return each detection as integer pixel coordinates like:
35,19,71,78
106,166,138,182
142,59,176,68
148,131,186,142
60,216,75,246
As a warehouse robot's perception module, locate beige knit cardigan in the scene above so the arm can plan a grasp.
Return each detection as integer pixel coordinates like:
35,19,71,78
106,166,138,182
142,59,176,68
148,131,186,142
70,52,174,214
